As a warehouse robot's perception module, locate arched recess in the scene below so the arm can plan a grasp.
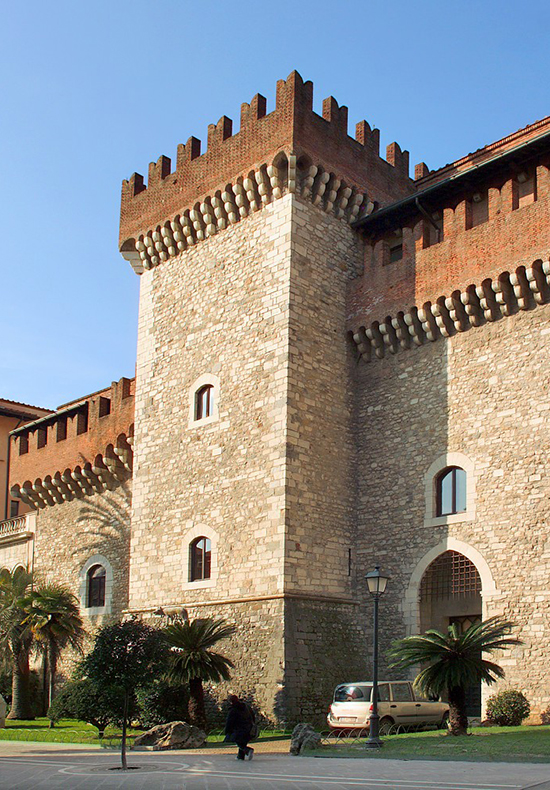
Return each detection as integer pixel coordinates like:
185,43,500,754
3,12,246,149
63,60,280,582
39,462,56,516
188,373,220,428
403,539,500,719
403,538,498,637
79,554,114,616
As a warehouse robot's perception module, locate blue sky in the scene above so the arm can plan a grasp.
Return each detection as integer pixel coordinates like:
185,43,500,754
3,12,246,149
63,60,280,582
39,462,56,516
2,0,549,409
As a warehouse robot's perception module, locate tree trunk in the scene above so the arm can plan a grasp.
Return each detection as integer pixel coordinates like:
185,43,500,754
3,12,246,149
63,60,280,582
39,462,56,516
448,685,469,735
121,691,128,770
188,677,207,730
41,652,49,716
7,647,34,720
48,648,57,709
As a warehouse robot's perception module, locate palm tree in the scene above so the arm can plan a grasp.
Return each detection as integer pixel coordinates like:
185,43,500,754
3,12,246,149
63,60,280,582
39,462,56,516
22,583,87,716
389,617,522,735
0,567,35,719
164,618,236,730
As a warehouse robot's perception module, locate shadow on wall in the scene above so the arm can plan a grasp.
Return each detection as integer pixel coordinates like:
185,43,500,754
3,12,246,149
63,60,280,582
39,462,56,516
74,481,131,557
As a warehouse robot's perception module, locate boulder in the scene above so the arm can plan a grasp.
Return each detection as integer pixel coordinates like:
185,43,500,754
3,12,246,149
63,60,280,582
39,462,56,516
133,721,206,750
290,723,321,755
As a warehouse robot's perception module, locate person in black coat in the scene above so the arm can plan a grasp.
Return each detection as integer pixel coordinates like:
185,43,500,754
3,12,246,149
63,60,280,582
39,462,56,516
224,694,254,760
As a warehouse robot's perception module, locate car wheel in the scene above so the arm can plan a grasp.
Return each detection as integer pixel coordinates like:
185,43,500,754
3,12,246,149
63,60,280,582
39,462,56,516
439,712,450,730
379,717,394,735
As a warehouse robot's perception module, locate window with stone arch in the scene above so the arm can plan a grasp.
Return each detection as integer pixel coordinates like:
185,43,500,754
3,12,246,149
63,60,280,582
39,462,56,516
188,373,220,427
424,452,476,527
182,524,218,590
79,554,114,614
436,466,467,517
190,536,211,581
87,564,106,608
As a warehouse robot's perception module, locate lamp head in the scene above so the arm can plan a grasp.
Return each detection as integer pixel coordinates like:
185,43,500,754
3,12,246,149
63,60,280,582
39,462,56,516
365,566,390,596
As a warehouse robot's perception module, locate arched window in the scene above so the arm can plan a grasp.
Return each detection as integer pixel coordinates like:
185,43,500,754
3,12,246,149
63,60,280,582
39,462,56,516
190,537,211,581
436,466,467,516
195,385,213,420
87,565,106,608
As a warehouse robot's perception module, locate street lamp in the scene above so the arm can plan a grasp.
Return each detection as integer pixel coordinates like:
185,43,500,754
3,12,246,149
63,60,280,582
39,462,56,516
365,565,390,749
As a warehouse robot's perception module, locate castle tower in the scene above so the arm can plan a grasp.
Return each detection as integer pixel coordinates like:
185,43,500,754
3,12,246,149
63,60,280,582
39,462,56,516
119,71,413,721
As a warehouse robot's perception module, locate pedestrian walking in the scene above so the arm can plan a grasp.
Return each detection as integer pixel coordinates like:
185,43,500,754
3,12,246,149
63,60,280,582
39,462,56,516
224,694,255,760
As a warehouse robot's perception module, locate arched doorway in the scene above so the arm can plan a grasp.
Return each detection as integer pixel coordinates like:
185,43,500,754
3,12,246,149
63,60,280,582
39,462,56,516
419,550,482,717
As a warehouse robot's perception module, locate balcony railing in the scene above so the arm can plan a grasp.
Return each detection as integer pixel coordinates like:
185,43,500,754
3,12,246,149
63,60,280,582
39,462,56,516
0,515,29,538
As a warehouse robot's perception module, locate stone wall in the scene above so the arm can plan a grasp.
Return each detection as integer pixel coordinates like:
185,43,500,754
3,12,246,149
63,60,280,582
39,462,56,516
354,301,550,720
33,480,131,625
129,195,293,612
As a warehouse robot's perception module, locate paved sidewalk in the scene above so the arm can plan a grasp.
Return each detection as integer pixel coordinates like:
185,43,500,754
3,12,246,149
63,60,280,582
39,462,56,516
2,740,550,790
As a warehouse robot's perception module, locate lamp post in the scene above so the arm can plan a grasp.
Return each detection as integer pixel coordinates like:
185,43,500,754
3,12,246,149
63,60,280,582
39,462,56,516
365,565,390,749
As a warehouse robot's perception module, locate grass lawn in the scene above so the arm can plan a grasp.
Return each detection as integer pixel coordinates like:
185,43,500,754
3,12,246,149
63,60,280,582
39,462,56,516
0,718,144,745
0,718,291,747
312,725,550,762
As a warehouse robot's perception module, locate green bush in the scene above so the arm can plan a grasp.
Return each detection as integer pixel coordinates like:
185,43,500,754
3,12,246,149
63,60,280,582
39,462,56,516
136,680,189,729
48,680,129,736
486,690,530,726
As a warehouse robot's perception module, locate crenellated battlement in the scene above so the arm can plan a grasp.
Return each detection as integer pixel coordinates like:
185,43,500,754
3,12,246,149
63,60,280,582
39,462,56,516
9,377,135,508
119,71,414,261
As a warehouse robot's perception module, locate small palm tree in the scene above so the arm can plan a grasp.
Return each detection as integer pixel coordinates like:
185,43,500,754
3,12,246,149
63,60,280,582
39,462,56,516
389,617,521,735
0,567,34,719
164,618,236,730
23,583,87,716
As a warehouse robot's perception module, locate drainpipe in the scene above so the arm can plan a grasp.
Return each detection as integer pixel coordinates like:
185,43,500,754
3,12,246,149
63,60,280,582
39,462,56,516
415,197,442,243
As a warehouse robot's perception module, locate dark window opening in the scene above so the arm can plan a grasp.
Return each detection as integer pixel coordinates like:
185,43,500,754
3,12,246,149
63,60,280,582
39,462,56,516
87,564,106,607
436,466,467,516
19,436,29,456
37,428,47,449
195,385,214,420
9,500,19,518
99,397,111,417
190,537,211,581
389,242,403,263
76,409,88,435
56,418,67,442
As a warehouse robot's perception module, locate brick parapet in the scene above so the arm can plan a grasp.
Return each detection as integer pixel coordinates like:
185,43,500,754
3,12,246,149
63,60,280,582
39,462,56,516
119,71,414,250
9,377,135,486
347,166,550,330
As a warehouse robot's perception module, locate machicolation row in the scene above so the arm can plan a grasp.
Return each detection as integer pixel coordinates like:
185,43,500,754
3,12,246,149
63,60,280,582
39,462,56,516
10,430,133,509
352,258,550,362
122,155,375,273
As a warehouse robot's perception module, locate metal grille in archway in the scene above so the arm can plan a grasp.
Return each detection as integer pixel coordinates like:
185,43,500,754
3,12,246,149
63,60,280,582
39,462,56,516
420,550,481,600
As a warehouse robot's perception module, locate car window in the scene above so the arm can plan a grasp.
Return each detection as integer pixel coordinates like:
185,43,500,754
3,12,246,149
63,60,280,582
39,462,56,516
334,684,371,702
391,683,413,702
377,683,390,702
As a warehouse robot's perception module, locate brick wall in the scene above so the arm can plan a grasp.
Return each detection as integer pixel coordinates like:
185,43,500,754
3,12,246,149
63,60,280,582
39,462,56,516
348,164,550,327
10,378,135,486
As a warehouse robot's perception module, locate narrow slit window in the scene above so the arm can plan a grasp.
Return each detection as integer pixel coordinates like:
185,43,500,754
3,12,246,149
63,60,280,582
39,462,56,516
190,537,211,581
195,385,214,420
87,565,106,607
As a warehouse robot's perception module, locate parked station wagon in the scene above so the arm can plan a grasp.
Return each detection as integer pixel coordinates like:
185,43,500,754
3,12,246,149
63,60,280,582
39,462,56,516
328,681,449,732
